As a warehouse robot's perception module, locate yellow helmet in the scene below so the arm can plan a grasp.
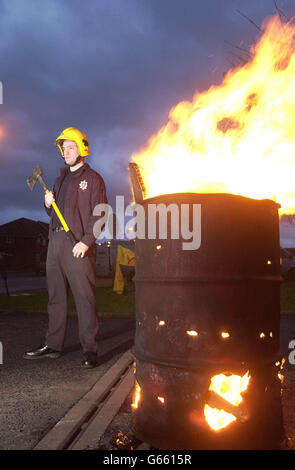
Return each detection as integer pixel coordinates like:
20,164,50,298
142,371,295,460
55,127,90,157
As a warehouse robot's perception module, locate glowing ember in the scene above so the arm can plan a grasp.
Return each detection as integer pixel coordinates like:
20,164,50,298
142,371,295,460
159,320,166,326
131,382,141,410
276,357,285,382
186,330,198,337
278,372,284,383
221,331,230,339
132,16,295,214
204,371,250,431
260,332,266,339
157,396,165,404
111,430,134,450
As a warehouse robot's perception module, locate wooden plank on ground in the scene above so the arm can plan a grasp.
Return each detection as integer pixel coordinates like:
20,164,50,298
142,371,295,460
34,349,133,450
70,367,135,450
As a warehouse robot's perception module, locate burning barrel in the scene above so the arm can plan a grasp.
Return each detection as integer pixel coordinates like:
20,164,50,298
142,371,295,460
131,192,284,450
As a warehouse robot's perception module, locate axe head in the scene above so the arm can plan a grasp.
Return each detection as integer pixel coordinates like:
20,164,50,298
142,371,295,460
27,165,43,191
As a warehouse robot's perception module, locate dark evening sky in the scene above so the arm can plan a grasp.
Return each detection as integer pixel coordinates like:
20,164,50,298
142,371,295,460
1,0,295,244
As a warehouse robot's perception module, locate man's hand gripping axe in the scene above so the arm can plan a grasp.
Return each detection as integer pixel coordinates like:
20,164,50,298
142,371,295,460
27,165,77,247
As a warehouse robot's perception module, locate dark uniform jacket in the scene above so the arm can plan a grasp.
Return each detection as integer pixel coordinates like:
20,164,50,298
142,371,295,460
45,163,107,248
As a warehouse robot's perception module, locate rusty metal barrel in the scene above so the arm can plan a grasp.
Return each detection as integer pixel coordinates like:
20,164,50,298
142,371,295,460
132,193,284,449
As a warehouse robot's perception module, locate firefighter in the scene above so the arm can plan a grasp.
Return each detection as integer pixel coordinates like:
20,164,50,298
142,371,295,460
24,127,107,368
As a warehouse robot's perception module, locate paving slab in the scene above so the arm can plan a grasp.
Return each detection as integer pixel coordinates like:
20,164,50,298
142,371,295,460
0,311,135,450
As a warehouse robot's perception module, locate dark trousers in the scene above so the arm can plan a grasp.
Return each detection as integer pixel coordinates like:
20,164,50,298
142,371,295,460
45,230,99,353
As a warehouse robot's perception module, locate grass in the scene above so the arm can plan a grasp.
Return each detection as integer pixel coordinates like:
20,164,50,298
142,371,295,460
0,284,135,318
1,281,295,316
280,281,295,313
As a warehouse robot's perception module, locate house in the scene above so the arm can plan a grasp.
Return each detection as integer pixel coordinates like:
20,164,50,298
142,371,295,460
0,218,49,273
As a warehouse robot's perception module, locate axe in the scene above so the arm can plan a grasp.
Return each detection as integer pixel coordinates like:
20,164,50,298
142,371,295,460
27,165,77,247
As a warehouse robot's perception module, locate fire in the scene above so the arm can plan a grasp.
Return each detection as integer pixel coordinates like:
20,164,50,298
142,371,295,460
204,371,250,431
278,372,284,383
132,16,295,214
221,331,230,339
186,330,198,337
278,357,286,382
157,396,165,404
131,381,141,410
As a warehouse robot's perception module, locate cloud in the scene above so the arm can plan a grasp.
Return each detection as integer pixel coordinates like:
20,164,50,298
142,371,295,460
280,218,295,247
1,0,295,226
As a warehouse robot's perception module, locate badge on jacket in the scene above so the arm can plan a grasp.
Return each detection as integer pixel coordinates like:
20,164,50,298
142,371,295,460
79,180,88,191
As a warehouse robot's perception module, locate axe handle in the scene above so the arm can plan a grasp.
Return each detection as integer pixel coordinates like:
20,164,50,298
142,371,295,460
65,230,78,248
45,189,69,231
37,174,49,193
45,190,77,247
34,172,77,248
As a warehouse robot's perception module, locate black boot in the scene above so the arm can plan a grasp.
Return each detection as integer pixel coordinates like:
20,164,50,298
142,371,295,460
81,351,98,369
23,344,61,360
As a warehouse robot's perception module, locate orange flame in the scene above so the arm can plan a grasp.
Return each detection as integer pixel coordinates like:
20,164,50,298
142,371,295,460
131,382,141,410
204,371,250,431
132,16,295,214
221,331,230,339
186,330,198,337
157,396,165,404
278,372,284,383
